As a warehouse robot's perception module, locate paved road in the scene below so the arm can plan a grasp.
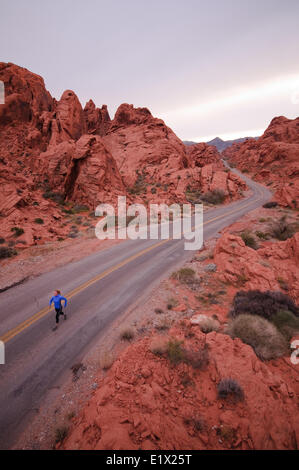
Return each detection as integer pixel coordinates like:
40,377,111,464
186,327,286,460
0,165,272,448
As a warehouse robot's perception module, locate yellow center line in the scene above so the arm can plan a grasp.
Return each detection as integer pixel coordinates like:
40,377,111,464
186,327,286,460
0,188,264,344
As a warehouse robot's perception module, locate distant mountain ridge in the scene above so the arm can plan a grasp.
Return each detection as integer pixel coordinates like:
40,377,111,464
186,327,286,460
184,135,259,152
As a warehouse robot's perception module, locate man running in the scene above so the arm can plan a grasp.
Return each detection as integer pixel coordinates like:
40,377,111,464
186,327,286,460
49,290,68,331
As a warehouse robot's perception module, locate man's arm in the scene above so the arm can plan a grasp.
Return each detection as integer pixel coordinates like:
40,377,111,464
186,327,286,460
49,296,54,306
61,296,67,307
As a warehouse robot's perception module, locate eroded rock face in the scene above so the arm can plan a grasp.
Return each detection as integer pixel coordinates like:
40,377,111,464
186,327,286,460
84,100,111,136
0,62,246,247
0,62,53,125
223,116,299,208
214,232,299,303
62,327,299,450
186,142,220,167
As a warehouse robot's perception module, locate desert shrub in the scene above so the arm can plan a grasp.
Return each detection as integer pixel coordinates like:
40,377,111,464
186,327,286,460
34,218,44,225
263,201,278,209
217,378,244,402
269,215,294,241
270,310,299,341
11,226,24,237
166,338,184,365
172,267,196,283
73,204,89,213
192,314,220,333
184,344,209,370
201,189,225,205
255,231,270,240
167,297,179,310
259,218,266,223
55,426,68,444
231,290,299,320
241,230,258,249
227,314,288,360
99,351,115,370
43,191,64,204
120,327,135,341
0,238,4,244
149,336,168,356
155,317,172,331
0,246,17,259
154,307,163,314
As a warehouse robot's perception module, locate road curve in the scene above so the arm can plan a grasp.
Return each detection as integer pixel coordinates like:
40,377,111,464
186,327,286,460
0,165,272,449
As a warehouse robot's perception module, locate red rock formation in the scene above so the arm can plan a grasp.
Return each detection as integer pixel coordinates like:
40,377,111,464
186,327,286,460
214,232,299,303
0,62,247,249
223,116,299,208
186,142,220,167
62,327,299,450
84,100,111,136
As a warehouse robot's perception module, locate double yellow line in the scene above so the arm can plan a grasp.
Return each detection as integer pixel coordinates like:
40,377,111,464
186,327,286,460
0,187,263,344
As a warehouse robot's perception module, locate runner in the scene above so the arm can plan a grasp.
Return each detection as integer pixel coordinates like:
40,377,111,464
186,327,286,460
49,290,68,331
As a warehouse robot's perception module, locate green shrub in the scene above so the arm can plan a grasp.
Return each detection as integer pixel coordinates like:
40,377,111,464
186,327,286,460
166,338,184,365
255,231,270,240
270,310,299,341
34,218,44,225
241,230,258,249
227,314,288,360
201,189,225,205
11,227,24,237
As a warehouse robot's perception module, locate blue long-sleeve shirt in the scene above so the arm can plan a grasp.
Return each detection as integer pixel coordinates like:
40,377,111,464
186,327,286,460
49,294,67,309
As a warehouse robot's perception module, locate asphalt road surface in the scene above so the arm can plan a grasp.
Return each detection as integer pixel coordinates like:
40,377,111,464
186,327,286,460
0,165,272,449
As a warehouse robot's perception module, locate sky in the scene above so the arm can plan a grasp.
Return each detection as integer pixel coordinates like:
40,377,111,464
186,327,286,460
1,0,299,141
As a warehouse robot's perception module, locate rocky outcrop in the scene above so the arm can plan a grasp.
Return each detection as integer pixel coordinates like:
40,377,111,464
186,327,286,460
84,100,111,136
62,327,299,450
0,62,247,248
223,116,299,208
186,142,220,167
214,232,299,303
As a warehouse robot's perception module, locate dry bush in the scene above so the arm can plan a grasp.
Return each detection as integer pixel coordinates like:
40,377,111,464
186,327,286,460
119,327,135,341
217,378,244,402
269,215,294,241
166,338,185,365
155,317,172,331
55,426,68,444
171,267,196,283
183,344,209,370
201,189,226,205
99,351,115,370
241,230,258,249
192,314,220,333
231,290,299,320
227,314,289,360
149,336,169,356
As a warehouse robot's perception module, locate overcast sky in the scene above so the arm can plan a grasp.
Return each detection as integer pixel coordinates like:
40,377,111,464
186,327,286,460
1,0,299,141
